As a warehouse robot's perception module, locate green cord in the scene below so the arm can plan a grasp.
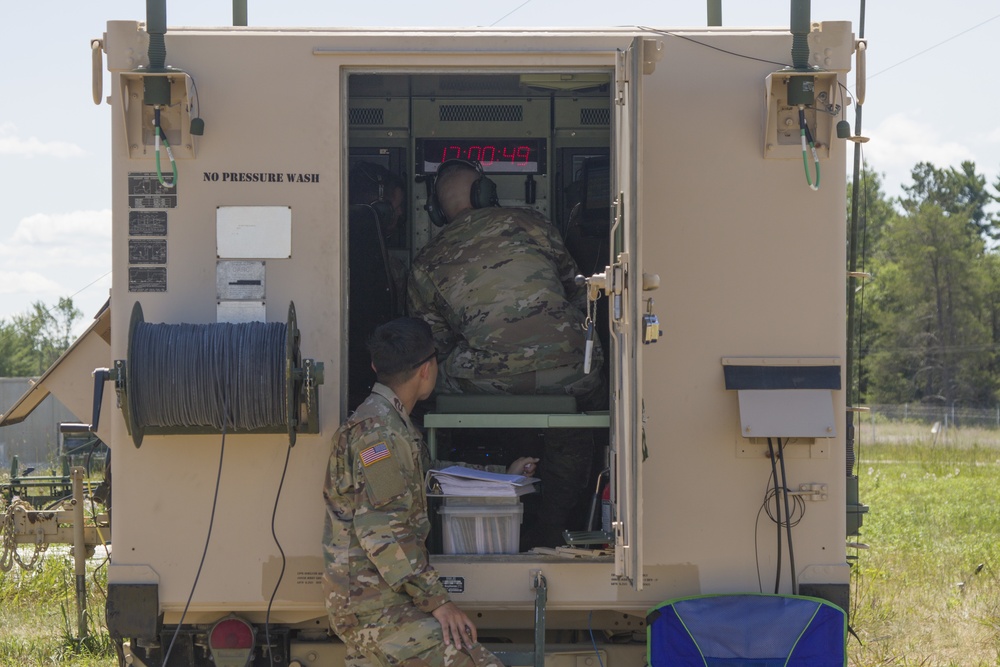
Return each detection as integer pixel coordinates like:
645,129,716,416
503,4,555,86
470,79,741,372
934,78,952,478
155,126,178,188
800,130,820,191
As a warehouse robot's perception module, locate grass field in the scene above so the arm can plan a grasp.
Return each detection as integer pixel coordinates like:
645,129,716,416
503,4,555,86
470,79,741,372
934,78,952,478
849,421,1000,666
0,548,115,666
2,422,999,666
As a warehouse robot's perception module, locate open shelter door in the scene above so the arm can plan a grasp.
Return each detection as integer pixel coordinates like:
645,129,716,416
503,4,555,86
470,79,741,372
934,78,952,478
609,36,648,590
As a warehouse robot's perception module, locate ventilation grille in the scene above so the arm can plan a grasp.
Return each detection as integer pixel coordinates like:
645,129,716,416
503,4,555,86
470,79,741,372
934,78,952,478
580,108,611,126
439,105,524,123
349,108,384,126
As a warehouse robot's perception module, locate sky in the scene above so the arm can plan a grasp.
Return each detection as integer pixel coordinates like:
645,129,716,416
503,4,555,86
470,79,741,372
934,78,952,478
2,1,999,334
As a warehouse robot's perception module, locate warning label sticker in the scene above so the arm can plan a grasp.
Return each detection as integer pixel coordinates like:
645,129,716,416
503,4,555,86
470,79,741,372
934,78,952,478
128,172,177,209
440,577,465,594
129,266,167,292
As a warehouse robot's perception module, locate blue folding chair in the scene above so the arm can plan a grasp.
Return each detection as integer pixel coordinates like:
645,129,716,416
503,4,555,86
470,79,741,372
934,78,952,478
647,593,847,667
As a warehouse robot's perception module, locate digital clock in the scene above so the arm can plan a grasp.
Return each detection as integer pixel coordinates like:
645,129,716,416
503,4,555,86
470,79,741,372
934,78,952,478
417,138,546,175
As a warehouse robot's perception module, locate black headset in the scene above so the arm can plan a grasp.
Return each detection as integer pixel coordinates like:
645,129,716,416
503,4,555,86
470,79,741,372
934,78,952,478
425,159,499,227
352,162,397,225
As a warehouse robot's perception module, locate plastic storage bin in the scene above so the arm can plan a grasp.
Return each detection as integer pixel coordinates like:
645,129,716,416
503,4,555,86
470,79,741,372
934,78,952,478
439,499,523,555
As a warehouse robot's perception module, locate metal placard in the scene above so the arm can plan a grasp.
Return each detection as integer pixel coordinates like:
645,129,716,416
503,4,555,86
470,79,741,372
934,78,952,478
128,172,178,209
128,267,167,293
217,261,266,301
129,239,167,265
129,210,168,236
216,206,291,258
439,577,465,594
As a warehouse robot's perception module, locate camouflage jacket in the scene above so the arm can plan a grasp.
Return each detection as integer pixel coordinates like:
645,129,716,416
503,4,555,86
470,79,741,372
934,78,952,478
322,383,448,620
407,207,589,381
322,384,503,622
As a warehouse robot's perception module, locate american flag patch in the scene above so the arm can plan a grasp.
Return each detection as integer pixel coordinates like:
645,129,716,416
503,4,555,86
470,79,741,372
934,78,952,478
360,442,391,466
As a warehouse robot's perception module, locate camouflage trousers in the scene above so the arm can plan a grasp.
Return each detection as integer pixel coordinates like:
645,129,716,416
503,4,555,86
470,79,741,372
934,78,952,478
519,426,595,548
334,604,503,667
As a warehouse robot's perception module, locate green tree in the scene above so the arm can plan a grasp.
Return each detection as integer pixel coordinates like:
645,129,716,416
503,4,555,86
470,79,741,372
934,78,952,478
902,161,997,239
861,161,1000,407
848,165,897,405
0,323,29,376
0,297,83,377
982,252,1000,403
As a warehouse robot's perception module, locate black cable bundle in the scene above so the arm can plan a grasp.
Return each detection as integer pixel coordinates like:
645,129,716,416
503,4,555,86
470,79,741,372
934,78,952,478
131,321,287,432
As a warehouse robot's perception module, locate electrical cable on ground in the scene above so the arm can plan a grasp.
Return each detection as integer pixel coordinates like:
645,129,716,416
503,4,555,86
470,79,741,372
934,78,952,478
764,486,805,529
776,438,798,595
766,438,782,594
587,610,605,667
760,438,806,595
265,441,293,667
161,417,228,667
755,470,805,593
754,488,770,593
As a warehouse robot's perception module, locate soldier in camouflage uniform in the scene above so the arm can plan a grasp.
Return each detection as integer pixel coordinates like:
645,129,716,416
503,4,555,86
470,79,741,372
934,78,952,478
407,160,607,548
323,318,534,666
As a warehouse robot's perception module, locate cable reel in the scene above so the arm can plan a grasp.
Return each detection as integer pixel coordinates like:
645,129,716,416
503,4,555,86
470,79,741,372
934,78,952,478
94,302,323,448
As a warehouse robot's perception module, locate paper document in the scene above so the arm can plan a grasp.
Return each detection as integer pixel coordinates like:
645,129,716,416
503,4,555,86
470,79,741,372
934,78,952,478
429,465,540,496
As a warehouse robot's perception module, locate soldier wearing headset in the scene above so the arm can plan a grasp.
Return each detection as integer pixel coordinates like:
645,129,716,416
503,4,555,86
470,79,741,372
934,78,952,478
407,159,606,549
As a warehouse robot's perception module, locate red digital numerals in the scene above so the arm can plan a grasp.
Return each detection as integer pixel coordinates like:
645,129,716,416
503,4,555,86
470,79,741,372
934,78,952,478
440,144,531,166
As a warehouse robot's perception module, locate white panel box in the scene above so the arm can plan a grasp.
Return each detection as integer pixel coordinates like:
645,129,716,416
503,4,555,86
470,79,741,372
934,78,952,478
216,206,292,259
737,389,836,438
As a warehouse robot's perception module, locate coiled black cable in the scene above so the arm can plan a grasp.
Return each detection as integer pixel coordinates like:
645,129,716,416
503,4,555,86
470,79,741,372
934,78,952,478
131,321,287,432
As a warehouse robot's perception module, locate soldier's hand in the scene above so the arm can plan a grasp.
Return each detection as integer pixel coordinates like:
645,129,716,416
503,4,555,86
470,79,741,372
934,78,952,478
507,457,539,476
432,601,478,648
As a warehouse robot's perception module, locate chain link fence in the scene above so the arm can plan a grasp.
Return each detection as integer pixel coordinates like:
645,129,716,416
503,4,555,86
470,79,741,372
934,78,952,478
865,404,1000,430
856,404,1000,447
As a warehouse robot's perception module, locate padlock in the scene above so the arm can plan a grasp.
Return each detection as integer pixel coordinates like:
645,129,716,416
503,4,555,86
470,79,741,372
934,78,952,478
643,299,660,344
